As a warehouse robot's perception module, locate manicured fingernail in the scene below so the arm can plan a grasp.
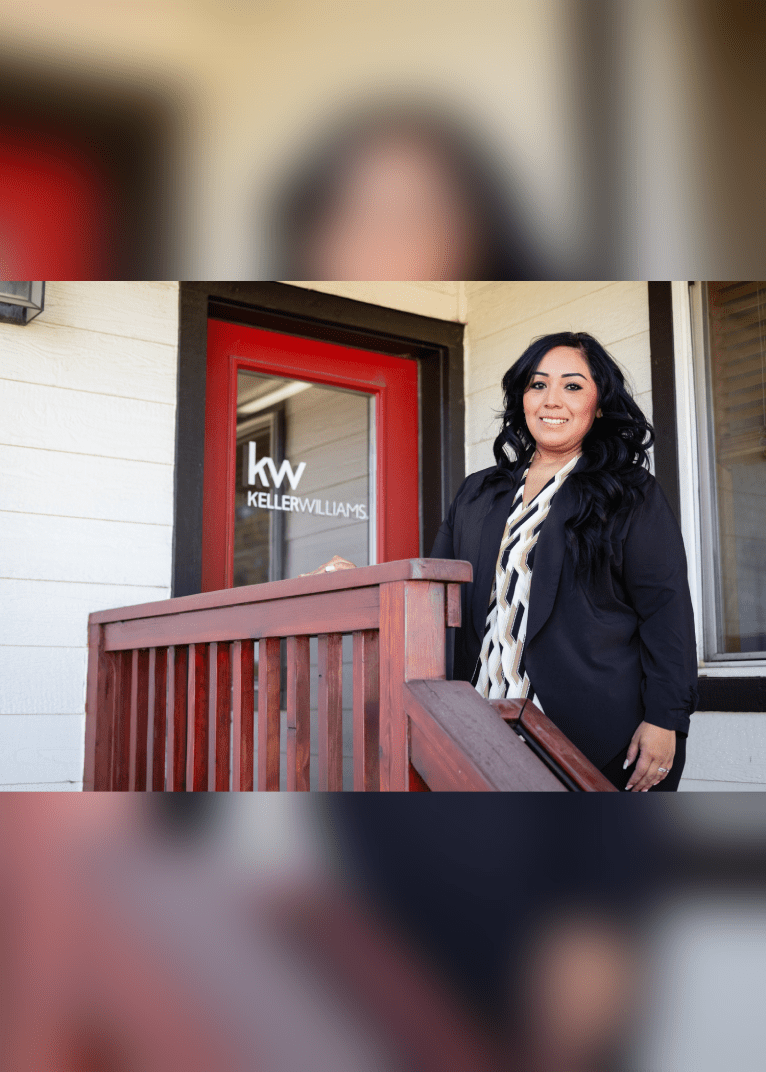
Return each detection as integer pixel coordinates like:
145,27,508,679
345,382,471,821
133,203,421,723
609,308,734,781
642,788,649,792
625,784,633,790
623,759,630,769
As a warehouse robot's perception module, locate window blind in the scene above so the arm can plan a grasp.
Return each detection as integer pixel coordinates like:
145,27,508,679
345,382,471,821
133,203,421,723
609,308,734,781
708,281,766,464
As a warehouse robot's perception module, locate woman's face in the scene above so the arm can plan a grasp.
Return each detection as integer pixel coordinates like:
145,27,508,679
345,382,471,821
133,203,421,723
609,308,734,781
522,345,600,456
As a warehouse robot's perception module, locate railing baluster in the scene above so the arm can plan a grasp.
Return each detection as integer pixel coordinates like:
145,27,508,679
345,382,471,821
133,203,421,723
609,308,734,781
207,641,231,792
206,642,218,791
232,640,255,791
147,647,167,790
128,649,149,791
112,651,132,791
166,645,188,791
104,649,119,791
317,633,343,791
145,648,156,790
258,638,281,791
128,650,139,790
186,643,209,791
84,623,112,790
352,630,380,791
286,635,310,791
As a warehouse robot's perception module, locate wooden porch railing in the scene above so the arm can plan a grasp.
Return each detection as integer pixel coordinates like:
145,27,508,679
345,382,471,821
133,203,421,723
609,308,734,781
84,559,616,791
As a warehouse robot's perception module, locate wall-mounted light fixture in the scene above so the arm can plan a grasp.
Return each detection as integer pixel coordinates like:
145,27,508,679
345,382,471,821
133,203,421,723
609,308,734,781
0,282,45,325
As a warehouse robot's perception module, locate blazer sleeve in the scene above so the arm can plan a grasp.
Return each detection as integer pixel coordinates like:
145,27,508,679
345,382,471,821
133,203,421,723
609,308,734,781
621,479,699,734
429,474,473,559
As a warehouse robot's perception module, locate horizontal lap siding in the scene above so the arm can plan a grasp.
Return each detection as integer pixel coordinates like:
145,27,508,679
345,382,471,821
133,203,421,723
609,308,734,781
0,281,179,790
0,321,177,401
0,580,171,647
0,715,85,787
2,379,175,461
1,513,173,587
0,445,174,526
0,648,88,715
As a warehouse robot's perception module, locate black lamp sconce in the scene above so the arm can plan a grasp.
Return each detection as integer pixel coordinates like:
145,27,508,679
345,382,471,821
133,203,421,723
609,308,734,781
0,282,45,325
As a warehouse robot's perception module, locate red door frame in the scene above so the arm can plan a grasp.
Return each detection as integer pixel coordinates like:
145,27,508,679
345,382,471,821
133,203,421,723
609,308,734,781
202,319,420,592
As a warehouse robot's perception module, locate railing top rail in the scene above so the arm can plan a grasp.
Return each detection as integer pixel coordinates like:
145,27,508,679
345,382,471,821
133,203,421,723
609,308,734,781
405,679,567,791
89,558,472,626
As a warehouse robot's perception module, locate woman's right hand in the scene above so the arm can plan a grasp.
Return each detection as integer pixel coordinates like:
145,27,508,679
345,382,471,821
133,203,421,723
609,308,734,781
303,555,356,576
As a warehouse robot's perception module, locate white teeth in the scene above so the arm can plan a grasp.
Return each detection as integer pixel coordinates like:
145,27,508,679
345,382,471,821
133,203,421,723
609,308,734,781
541,418,567,424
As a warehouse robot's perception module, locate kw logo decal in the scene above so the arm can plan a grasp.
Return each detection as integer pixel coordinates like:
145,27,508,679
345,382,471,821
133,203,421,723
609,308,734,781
243,442,368,521
246,442,306,489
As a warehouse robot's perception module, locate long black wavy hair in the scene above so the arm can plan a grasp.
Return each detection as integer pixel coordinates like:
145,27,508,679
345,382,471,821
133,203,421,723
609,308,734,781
484,331,655,575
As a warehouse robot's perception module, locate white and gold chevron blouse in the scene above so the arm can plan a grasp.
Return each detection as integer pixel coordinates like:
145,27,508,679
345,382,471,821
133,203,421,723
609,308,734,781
474,453,581,706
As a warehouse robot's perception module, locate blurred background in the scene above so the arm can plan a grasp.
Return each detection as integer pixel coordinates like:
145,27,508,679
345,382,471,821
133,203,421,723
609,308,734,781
1,0,764,280
2,795,765,1072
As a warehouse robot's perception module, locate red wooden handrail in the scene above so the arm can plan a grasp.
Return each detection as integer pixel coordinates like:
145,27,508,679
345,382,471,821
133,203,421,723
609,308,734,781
405,680,566,791
84,558,616,792
490,698,618,792
403,682,617,791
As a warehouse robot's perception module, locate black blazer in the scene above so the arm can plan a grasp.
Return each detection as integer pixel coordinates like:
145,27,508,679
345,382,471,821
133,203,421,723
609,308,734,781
431,455,699,769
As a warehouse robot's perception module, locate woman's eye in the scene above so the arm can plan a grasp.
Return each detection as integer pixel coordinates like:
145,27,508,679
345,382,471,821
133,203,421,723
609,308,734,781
527,381,587,390
565,383,582,390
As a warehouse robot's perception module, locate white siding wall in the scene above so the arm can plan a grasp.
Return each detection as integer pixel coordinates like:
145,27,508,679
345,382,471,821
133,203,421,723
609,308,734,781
0,282,179,790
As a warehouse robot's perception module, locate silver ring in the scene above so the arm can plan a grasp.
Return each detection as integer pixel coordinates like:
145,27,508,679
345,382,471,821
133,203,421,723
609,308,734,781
657,767,670,773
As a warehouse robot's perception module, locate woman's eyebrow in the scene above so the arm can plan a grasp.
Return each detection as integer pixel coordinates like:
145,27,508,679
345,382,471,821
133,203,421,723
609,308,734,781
532,371,587,379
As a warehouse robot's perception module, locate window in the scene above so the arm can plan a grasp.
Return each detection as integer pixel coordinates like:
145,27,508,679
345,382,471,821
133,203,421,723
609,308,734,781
691,282,766,658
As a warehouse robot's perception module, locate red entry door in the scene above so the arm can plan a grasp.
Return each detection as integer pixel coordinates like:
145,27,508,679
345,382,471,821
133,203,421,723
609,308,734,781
202,319,420,592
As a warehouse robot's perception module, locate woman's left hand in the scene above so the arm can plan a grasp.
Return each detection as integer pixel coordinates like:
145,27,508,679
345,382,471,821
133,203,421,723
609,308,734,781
623,722,676,791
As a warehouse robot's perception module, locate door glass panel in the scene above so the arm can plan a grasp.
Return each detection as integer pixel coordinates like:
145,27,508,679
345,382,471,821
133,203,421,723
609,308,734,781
235,370,374,586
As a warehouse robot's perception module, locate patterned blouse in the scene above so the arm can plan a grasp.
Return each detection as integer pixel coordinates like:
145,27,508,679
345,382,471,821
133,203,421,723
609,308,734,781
473,453,581,707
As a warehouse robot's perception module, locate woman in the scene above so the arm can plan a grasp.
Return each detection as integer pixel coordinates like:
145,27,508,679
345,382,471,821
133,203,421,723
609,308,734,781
431,331,698,791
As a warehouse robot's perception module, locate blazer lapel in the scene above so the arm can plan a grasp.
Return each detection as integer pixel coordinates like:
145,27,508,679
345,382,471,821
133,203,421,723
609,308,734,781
525,453,587,647
471,476,522,640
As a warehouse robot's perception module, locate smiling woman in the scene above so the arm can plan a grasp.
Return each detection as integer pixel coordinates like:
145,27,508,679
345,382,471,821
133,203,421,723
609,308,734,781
431,331,699,792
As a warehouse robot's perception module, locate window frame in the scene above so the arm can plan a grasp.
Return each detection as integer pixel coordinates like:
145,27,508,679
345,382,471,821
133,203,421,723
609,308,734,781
688,280,766,664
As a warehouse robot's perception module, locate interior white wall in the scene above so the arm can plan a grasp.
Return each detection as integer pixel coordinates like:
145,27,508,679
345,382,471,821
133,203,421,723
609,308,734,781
0,282,179,790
